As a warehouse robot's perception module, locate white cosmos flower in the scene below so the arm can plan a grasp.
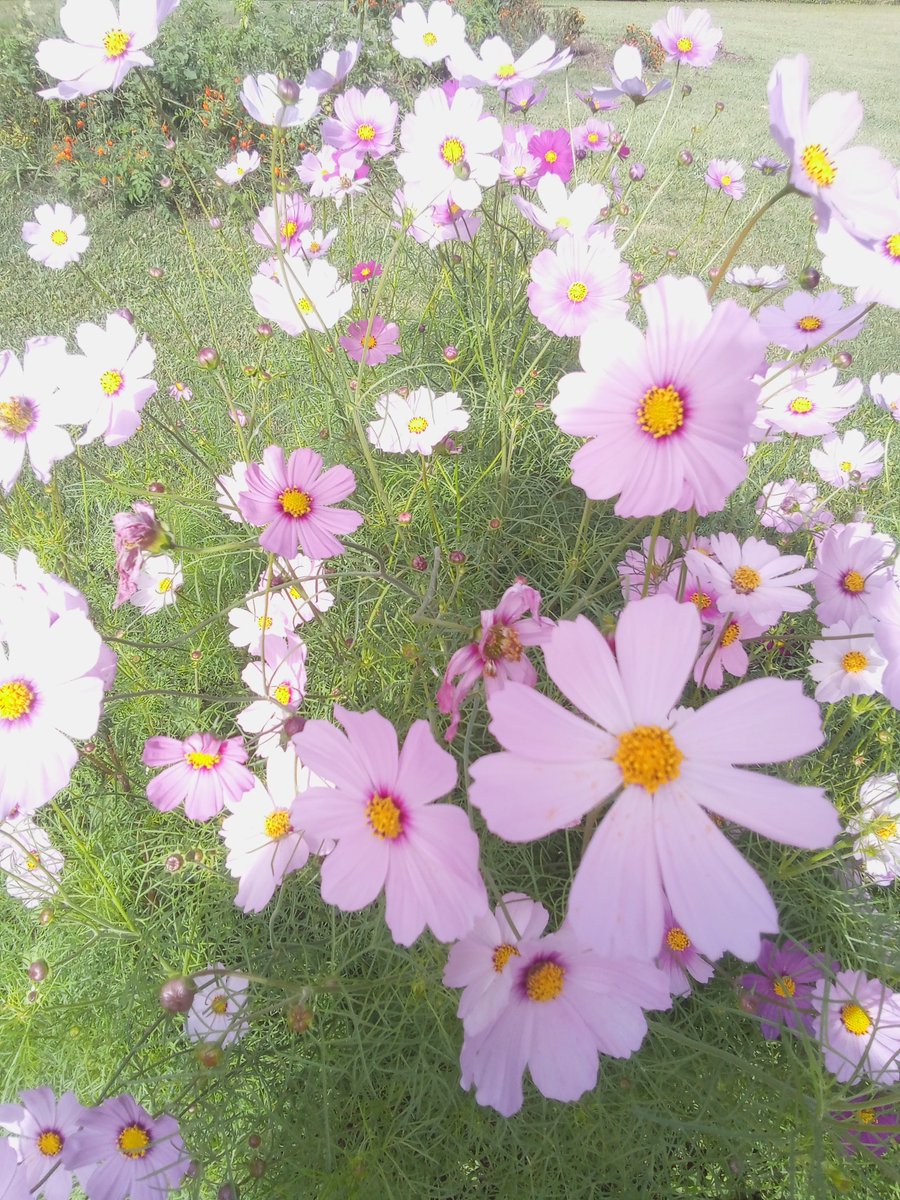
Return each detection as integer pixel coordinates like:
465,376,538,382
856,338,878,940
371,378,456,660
847,774,900,885
21,203,89,269
512,175,609,241
130,554,182,614
0,820,64,909
184,965,250,1047
870,373,900,421
810,429,884,489
228,591,297,655
215,149,260,185
271,554,335,623
367,387,470,454
237,635,307,758
449,33,571,91
391,1,467,66
809,619,886,702
216,461,250,523
250,256,351,336
61,312,157,448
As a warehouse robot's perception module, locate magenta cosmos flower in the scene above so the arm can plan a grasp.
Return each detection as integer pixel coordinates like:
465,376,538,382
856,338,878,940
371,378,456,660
739,938,830,1040
813,970,900,1085
238,446,362,559
552,275,766,517
62,1094,188,1200
252,193,312,254
686,533,815,627
292,707,489,946
112,501,167,608
142,732,256,820
835,1099,900,1158
757,288,868,351
0,1086,88,1200
339,315,400,366
527,128,574,182
651,6,722,68
469,595,841,963
459,927,671,1117
656,903,714,998
437,580,555,741
321,86,397,161
705,159,746,200
351,260,382,283
528,233,629,337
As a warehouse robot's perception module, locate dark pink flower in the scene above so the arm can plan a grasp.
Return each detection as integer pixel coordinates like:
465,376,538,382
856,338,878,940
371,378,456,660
527,129,574,181
739,938,832,1039
238,446,363,559
112,501,168,608
142,733,256,820
835,1099,900,1157
338,315,401,365
351,260,383,283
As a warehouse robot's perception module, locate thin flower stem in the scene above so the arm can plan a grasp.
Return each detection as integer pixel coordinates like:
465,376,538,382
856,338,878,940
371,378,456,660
707,185,794,299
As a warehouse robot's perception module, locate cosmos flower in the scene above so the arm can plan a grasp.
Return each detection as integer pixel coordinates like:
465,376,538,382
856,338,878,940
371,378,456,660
22,203,89,270
498,127,542,186
469,595,839,963
846,774,900,886
36,0,171,100
62,1093,188,1199
869,373,900,420
239,73,319,128
142,733,256,820
527,128,574,182
813,970,900,1085
512,175,608,241
810,429,884,489
590,45,672,107
753,156,787,175
0,820,64,908
651,6,722,68
618,535,679,601
686,533,815,627
130,554,182,615
216,461,250,524
293,707,488,945
739,939,829,1039
391,1,467,65
250,255,352,336
238,446,362,559
449,33,571,91
0,1087,87,1200
0,1138,31,1199
63,312,157,448
816,170,900,309
757,361,862,437
367,387,469,455
757,289,868,351
459,927,670,1116
228,590,297,655
221,746,323,912
834,1099,900,1158
528,233,629,337
184,965,250,1047
756,478,823,533
297,227,338,260
237,635,307,759
304,39,361,94
507,80,546,113
813,522,894,626
656,904,714,998
724,263,787,289
296,144,370,205
572,119,616,155
112,501,168,608
167,380,192,401
705,159,746,200
693,614,767,691
338,316,401,368
215,149,260,184
809,619,885,702
270,553,335,624
252,194,312,254
321,86,398,161
438,580,554,741
552,275,766,517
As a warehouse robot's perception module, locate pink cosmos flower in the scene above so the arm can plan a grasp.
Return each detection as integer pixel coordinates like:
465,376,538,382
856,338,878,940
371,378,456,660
321,87,398,161
459,927,671,1116
238,446,362,559
813,522,894,625
528,233,629,337
469,595,840,963
36,0,168,100
443,893,550,1034
656,904,714,998
237,635,307,759
507,80,546,113
552,275,766,517
618,535,679,600
22,203,89,270
252,194,312,254
63,312,157,448
350,260,382,283
296,145,370,205
809,619,885,702
527,128,574,182
0,1086,87,1200
739,939,830,1039
811,429,884,489
292,707,489,946
185,965,250,1047
339,316,401,366
758,361,862,437
705,159,746,200
753,156,787,175
437,580,554,741
304,39,361,94
216,148,260,184
813,970,900,1085
142,733,256,820
657,570,723,624
62,1094,188,1198
651,6,722,68
167,380,192,401
767,54,895,239
693,614,767,691
112,501,167,608
835,1099,900,1158
756,478,824,533
221,746,323,912
816,170,900,309
757,289,868,351
498,128,541,186
572,119,615,155
686,533,814,627
0,1141,28,1200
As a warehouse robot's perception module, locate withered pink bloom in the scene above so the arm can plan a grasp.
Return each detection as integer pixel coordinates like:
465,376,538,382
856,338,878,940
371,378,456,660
437,581,554,741
142,733,256,820
112,501,168,608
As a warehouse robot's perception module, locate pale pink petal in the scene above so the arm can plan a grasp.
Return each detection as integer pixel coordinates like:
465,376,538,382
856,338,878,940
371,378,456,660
526,1003,598,1101
614,596,700,723
147,763,189,812
142,736,185,767
469,752,619,840
485,680,615,762
542,616,632,732
319,832,389,910
291,719,371,797
334,706,399,791
674,678,824,763
395,718,457,806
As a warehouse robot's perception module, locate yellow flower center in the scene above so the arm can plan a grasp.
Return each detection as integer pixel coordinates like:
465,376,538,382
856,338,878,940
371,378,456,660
556,217,571,228
264,809,292,839
544,150,558,164
841,570,865,594
841,1002,872,1036
587,133,599,143
210,994,229,1015
483,624,523,664
440,137,465,165
842,650,868,674
280,488,312,517
525,960,565,1002
637,384,684,439
100,369,124,396
721,621,741,648
25,854,40,870
185,750,221,770
273,683,293,705
567,281,589,303
408,416,429,434
798,315,822,332
772,975,796,999
236,167,244,175
840,460,853,472
361,335,378,349
613,726,683,794
731,565,762,594
497,64,516,78
676,36,694,52
885,233,900,259
860,1108,877,1125
297,298,314,313
117,1124,150,1159
875,818,897,841
666,927,690,953
356,123,376,141
513,166,526,178
308,241,321,253
789,396,813,414
360,267,371,277
422,31,438,46
721,174,732,186
50,229,69,245
103,28,132,59
801,143,836,187
492,943,520,973
0,680,35,721
258,615,273,630
366,793,403,840
281,220,298,239
0,398,35,436
689,591,712,610
157,577,172,594
37,1130,63,1156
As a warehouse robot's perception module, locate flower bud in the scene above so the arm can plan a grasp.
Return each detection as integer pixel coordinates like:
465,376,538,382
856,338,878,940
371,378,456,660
165,854,184,873
28,960,49,982
677,148,693,166
217,1185,239,1200
149,266,164,280
284,715,306,737
799,266,820,291
209,215,222,229
666,248,678,260
159,976,196,1014
148,481,165,494
277,78,301,105
397,512,412,526
617,144,630,160
833,351,852,368
249,1159,266,1179
114,307,134,324
443,345,459,363
39,907,54,926
286,1003,314,1033
629,162,646,181
198,1045,222,1069
411,555,428,572
159,176,173,189
449,550,466,564
488,517,501,530
715,100,725,112
197,346,219,369
256,322,273,338
631,271,644,287
248,1134,262,1149
681,83,692,97
452,161,471,180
